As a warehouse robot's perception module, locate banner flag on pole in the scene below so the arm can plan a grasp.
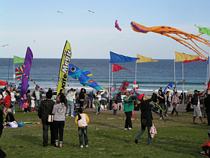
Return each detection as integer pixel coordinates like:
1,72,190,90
57,40,72,95
110,51,137,63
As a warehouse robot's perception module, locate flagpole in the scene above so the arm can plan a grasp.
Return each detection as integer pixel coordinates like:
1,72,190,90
134,62,137,82
174,58,176,88
182,62,185,107
7,58,11,82
108,63,111,104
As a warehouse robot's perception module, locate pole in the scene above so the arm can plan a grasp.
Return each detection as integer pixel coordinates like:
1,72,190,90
7,58,10,82
134,62,137,82
174,59,176,88
182,62,185,107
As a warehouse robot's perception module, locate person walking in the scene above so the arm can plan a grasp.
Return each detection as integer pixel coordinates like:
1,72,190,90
123,91,134,130
171,91,179,116
52,93,67,148
191,90,203,124
135,94,153,144
157,89,165,119
38,91,55,147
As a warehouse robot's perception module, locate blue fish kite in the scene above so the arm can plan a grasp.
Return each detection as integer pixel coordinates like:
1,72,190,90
163,82,174,94
68,64,103,91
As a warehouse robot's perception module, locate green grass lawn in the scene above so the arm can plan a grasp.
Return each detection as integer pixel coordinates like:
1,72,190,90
0,110,208,158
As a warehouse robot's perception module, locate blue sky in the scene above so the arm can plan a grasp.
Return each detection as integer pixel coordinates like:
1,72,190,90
0,0,210,59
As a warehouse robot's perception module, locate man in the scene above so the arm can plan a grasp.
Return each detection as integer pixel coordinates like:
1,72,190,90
34,85,41,110
38,91,55,146
205,90,210,125
191,90,203,124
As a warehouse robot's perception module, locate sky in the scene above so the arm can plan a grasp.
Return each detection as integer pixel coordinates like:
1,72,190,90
0,0,210,59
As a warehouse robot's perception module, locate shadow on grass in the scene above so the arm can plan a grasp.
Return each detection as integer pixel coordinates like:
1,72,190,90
153,136,200,157
14,134,42,146
93,121,123,130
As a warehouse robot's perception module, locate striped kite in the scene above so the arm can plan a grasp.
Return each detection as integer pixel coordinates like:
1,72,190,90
131,21,210,60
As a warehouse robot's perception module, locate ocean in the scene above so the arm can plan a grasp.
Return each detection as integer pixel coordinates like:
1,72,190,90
0,58,208,92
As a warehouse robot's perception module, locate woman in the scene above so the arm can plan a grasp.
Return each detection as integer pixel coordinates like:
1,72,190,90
135,94,153,144
123,91,134,130
52,93,67,148
79,88,86,108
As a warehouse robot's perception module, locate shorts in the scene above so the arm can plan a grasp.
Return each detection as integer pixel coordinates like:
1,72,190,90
193,105,202,117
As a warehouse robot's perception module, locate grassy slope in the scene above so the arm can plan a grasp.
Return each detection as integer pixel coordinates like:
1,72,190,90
0,110,208,158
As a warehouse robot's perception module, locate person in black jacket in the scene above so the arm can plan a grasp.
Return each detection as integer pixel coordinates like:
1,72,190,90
135,94,153,145
204,90,210,126
38,91,55,146
0,106,3,137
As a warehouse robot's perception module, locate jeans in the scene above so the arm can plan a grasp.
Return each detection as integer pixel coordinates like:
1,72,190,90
135,124,152,144
54,121,65,141
206,111,210,125
78,126,88,146
36,100,41,110
67,100,74,116
125,111,132,128
42,121,54,145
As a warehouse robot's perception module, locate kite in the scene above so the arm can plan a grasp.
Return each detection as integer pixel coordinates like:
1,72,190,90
1,44,9,47
68,64,103,91
88,10,95,14
131,21,210,60
115,20,122,31
15,65,25,80
57,10,63,14
195,25,210,36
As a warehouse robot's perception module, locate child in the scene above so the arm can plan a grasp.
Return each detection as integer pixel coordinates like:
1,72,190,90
30,96,36,112
94,97,100,115
112,100,118,115
23,100,29,113
75,108,90,148
200,131,210,157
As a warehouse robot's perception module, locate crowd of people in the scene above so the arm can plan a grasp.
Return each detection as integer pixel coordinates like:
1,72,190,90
0,83,210,149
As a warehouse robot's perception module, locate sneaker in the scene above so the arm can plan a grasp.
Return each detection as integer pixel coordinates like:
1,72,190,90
128,127,132,130
80,145,84,148
124,128,128,130
85,145,88,148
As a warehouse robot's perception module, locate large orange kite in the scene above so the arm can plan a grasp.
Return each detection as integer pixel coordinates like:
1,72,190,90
131,21,210,60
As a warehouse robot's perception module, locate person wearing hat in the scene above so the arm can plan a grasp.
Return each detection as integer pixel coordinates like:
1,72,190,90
191,90,203,124
135,94,153,144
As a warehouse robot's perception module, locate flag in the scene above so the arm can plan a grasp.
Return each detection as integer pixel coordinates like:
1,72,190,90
15,65,24,80
136,54,158,63
57,40,72,95
21,47,33,97
163,82,174,94
112,64,126,72
119,81,129,93
110,51,137,63
115,20,122,31
13,56,24,64
196,26,210,36
175,52,206,63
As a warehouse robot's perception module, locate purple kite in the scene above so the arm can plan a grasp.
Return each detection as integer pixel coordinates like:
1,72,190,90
21,47,33,97
115,20,122,31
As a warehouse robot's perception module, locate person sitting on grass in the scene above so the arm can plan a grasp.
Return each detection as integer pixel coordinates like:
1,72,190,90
135,94,153,145
5,108,18,128
75,108,90,148
200,130,210,157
